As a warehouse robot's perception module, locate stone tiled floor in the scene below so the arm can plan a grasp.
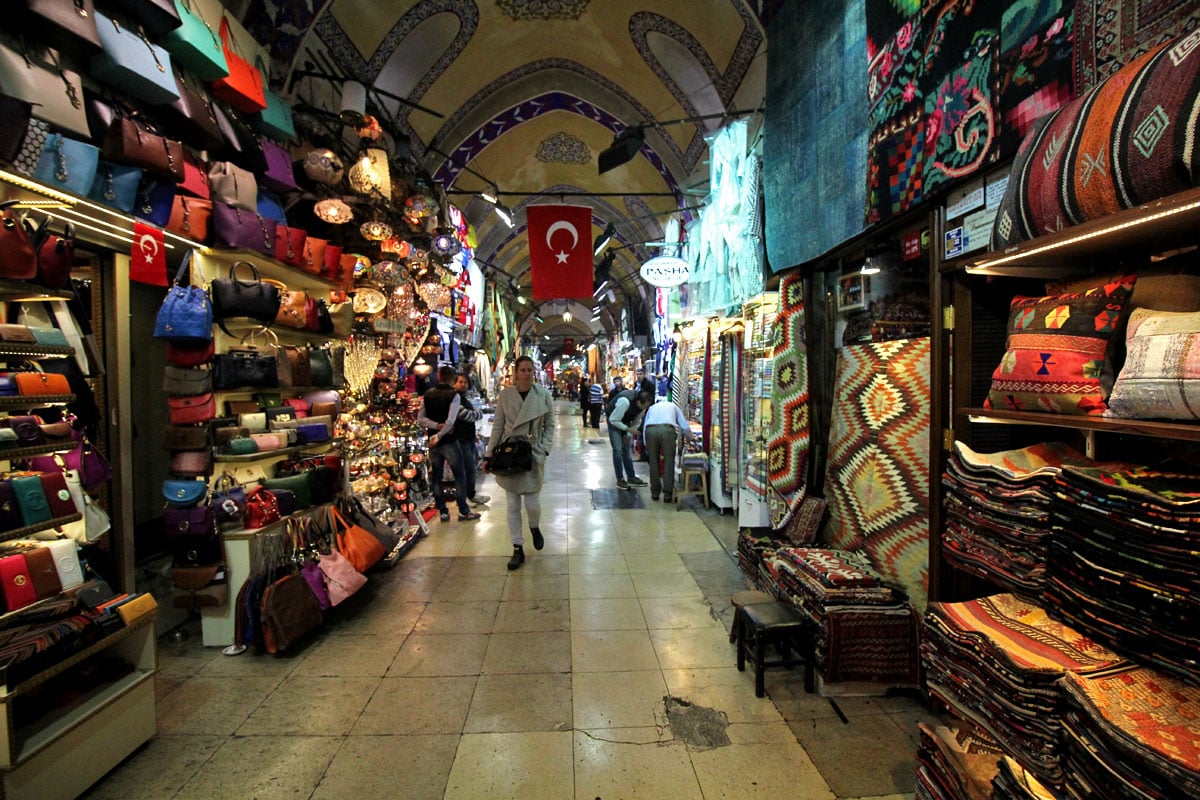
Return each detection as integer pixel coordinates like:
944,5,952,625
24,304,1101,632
82,403,936,799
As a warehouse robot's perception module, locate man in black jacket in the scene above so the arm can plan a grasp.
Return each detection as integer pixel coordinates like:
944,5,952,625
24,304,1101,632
453,372,489,507
417,365,482,522
606,389,652,489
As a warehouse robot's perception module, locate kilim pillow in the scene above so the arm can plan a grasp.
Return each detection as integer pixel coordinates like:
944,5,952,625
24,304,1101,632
1107,308,1200,420
985,276,1136,415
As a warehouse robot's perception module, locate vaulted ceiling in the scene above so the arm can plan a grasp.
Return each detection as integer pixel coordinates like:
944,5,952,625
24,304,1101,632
240,0,767,344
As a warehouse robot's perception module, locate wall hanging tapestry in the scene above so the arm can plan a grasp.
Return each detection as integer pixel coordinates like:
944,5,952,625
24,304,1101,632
822,336,930,609
765,274,810,530
720,328,742,491
1076,0,1200,92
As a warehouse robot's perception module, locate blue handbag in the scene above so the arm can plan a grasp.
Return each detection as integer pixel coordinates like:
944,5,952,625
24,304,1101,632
90,12,181,105
160,0,229,80
135,181,175,228
163,478,209,506
256,190,286,224
34,134,99,195
252,57,295,141
0,377,16,397
88,160,143,212
154,251,214,342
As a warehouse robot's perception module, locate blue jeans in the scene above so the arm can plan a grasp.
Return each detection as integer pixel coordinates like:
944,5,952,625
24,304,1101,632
429,440,471,515
608,426,636,482
456,438,478,499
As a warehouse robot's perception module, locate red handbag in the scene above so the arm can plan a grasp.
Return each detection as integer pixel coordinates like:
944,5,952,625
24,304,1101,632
35,224,74,289
244,486,281,529
177,151,211,200
167,339,215,367
168,393,216,425
211,18,266,113
321,243,343,280
167,196,213,242
274,226,307,267
0,201,37,280
0,553,37,611
301,237,327,276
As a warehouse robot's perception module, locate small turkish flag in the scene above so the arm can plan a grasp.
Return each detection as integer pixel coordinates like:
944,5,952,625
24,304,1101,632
130,222,168,286
527,204,593,301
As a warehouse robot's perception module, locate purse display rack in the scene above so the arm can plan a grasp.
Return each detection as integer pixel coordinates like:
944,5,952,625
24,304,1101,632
213,440,338,464
0,342,73,359
0,279,73,303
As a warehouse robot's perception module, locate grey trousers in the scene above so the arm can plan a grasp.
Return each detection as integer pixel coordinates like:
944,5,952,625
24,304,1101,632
643,425,679,498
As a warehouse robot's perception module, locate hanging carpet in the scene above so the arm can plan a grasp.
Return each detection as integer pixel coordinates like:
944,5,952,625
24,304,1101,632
765,273,810,530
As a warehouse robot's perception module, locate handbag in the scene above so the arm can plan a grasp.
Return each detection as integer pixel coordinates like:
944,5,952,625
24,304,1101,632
177,149,210,198
90,11,180,105
14,369,71,396
274,288,309,330
101,117,184,182
329,505,385,573
58,468,109,544
15,1,102,54
211,17,265,113
163,477,207,506
256,188,286,224
226,436,256,455
0,36,90,137
321,242,344,280
301,236,327,275
0,201,36,280
88,160,143,213
263,473,312,509
211,471,245,523
162,424,210,450
160,0,228,79
33,133,99,195
284,345,311,387
250,432,284,451
211,102,267,172
339,495,399,554
0,94,32,164
0,481,22,532
244,485,280,528
213,347,277,389
171,563,227,609
34,222,74,289
213,425,248,446
208,161,256,210
252,56,295,141
210,260,280,325
134,181,175,227
260,572,322,653
105,0,182,37
163,364,213,396
238,411,267,432
166,195,212,242
308,347,333,387
11,474,51,527
162,66,223,151
169,448,212,477
259,138,298,192
490,437,533,474
167,392,215,424
34,434,111,490
274,225,307,267
318,544,365,607
167,338,214,366
213,201,276,255
153,252,214,343
6,416,43,446
39,471,76,518
0,553,37,611
47,538,83,587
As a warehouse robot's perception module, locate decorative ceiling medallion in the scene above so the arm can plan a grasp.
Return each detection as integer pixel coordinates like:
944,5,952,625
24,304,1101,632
497,0,588,22
535,131,591,164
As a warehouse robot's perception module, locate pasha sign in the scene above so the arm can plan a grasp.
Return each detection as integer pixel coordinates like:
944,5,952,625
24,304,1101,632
639,255,691,288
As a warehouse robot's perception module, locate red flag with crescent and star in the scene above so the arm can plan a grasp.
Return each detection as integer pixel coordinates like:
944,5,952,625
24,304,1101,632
527,204,593,301
130,221,168,286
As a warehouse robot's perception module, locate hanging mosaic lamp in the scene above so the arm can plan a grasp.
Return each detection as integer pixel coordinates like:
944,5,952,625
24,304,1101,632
404,192,438,220
314,198,354,224
360,217,393,241
372,260,403,284
302,149,344,184
380,237,411,258
430,229,462,259
347,149,391,195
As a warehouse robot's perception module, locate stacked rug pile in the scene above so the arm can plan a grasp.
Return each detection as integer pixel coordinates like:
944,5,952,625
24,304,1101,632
915,722,1001,800
991,756,1059,799
941,442,1090,598
736,530,783,592
1046,464,1200,682
922,593,1125,787
1060,665,1200,799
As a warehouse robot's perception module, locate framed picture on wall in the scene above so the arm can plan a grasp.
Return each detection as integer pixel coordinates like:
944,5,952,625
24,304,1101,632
836,271,868,312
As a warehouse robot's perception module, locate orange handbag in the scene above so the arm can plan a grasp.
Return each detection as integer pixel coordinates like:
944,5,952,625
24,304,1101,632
272,284,309,330
301,237,326,275
167,196,213,242
274,226,307,268
14,370,70,396
210,17,266,113
329,505,384,573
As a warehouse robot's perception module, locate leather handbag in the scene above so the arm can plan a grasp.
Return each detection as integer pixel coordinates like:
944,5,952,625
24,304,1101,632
283,397,309,416
162,66,223,151
14,370,71,396
301,237,327,276
211,102,267,172
244,485,280,528
238,411,266,432
134,181,175,227
171,563,226,609
154,252,214,343
101,117,184,181
274,289,309,330
211,471,244,523
284,346,311,386
260,572,322,653
90,11,181,105
6,416,43,446
260,138,298,192
12,474,51,527
274,226,307,268
308,347,333,387
34,223,75,289
213,425,248,445
211,17,265,113
167,392,215,424
0,481,22,532
162,424,210,450
0,201,36,280
30,434,112,490
162,502,213,536
208,161,256,210
0,94,32,164
37,422,74,444
166,338,214,367
163,477,207,505
166,195,212,242
267,488,294,516
318,545,365,607
329,505,385,573
263,473,312,509
213,348,277,389
210,260,280,325
320,242,343,280
295,423,330,445
255,392,282,409
225,400,259,416
250,432,284,451
88,160,143,213
310,401,337,418
225,436,256,455
39,471,77,518
0,553,37,611
264,405,296,425
303,389,340,414
15,1,103,54
25,547,61,599
163,364,212,396
104,0,182,37
213,201,276,255
256,189,285,224
47,538,83,589
169,448,212,477
252,56,295,141
490,437,533,474
0,36,90,137
177,149,210,198
34,134,99,195
161,0,227,79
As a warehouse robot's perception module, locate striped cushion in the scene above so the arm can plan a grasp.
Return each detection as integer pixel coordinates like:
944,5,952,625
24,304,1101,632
1107,308,1200,420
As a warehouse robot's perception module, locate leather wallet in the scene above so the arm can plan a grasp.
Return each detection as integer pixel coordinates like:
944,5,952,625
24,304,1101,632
214,426,249,445
11,474,51,527
47,539,83,589
294,422,330,444
6,415,45,445
0,481,23,532
0,324,34,342
0,553,37,611
226,400,260,416
24,547,61,599
39,471,77,518
264,406,295,424
239,412,267,433
78,578,117,609
310,401,337,418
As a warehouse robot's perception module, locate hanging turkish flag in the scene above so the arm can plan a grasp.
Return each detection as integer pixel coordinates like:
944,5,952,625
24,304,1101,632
130,222,168,286
527,204,593,301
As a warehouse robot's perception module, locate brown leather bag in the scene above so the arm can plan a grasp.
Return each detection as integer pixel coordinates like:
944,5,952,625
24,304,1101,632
284,346,311,387
167,196,212,243
260,573,323,653
0,201,37,280
274,288,309,330
301,237,327,275
101,118,185,182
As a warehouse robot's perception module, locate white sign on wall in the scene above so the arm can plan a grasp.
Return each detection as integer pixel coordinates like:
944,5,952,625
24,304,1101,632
640,256,691,288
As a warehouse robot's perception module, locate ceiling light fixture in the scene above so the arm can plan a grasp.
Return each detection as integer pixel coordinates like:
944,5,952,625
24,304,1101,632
594,221,616,256
493,202,514,228
597,108,764,175
562,311,573,323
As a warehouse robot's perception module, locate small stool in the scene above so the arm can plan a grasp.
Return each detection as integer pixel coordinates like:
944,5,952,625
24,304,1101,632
728,589,774,643
676,466,709,510
736,601,813,697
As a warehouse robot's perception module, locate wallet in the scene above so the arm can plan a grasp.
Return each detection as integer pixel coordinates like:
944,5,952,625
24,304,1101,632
0,553,37,611
226,400,260,416
25,547,62,599
78,578,117,609
39,472,78,518
12,474,51,527
0,482,21,532
47,539,83,589
239,412,267,433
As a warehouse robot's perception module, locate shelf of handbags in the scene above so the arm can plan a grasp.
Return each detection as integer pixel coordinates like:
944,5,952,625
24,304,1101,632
0,278,74,304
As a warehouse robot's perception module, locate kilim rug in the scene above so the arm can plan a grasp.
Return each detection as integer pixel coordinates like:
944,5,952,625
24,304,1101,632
1076,0,1200,92
765,274,810,530
823,337,931,609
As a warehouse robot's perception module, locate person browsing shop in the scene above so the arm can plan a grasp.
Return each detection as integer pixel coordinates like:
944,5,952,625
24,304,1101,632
641,396,694,502
481,356,554,570
417,365,483,523
606,388,653,489
587,379,604,429
635,368,656,398
453,372,489,507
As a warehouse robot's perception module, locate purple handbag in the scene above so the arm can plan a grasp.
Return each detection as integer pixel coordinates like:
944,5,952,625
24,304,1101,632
213,200,276,254
163,503,214,537
259,138,297,192
28,432,113,490
300,561,330,610
266,488,295,517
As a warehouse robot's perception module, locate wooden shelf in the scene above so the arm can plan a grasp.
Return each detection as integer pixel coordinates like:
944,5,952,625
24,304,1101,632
0,514,83,545
213,441,334,463
962,407,1200,442
0,344,74,360
0,395,75,410
0,441,81,461
0,613,154,698
0,280,73,302
200,249,343,290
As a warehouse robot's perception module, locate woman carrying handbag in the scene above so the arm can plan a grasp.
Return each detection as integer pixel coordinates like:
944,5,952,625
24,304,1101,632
480,356,553,571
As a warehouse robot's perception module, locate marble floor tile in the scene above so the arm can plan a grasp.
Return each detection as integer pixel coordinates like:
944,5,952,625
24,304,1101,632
155,676,283,735
492,599,571,632
173,735,340,800
572,727,703,800
237,676,380,736
640,596,723,630
501,572,570,601
430,574,507,602
663,667,788,725
571,629,660,672
689,721,835,799
354,675,478,735
572,669,668,729
568,573,638,599
444,731,575,800
414,601,499,634
567,553,629,574
651,626,738,670
631,571,704,598
293,634,403,677
323,599,426,637
788,712,919,798
77,734,224,800
389,633,491,677
311,734,459,800
464,672,573,733
482,631,572,674
569,596,647,630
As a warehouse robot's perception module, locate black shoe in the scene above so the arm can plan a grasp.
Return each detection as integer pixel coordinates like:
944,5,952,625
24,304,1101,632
459,511,482,521
507,546,525,570
531,527,544,550
439,511,450,522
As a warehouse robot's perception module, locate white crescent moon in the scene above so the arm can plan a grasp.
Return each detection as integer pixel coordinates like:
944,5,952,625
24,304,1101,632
545,220,578,250
138,234,159,258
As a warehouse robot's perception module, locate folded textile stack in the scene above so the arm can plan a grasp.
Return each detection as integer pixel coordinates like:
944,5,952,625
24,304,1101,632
991,756,1061,799
922,593,1125,786
941,441,1090,598
1046,464,1200,682
915,722,1002,800
736,529,783,589
1060,666,1200,799
763,547,899,615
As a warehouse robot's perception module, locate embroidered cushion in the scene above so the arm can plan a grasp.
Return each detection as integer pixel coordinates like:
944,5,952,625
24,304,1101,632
1106,308,1200,420
985,276,1136,415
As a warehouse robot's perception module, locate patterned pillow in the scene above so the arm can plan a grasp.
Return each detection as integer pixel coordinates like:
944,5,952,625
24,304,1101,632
985,276,1136,416
1107,308,1200,420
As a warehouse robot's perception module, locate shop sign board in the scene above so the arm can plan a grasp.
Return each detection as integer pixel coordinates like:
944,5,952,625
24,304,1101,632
640,256,690,288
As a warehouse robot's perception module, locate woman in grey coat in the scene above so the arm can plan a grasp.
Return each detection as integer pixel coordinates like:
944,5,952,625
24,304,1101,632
481,355,554,570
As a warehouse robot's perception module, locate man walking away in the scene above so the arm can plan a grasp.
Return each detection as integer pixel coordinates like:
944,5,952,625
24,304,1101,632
641,396,694,501
453,372,489,506
607,389,652,489
588,380,604,429
417,365,483,522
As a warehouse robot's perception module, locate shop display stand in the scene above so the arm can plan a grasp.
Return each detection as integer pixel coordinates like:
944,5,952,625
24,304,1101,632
739,293,778,528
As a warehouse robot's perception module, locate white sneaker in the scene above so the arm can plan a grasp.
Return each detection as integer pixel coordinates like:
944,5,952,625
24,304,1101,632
470,495,490,506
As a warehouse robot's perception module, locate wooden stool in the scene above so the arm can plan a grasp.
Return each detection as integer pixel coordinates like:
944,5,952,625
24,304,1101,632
736,600,813,697
728,589,774,643
676,466,709,510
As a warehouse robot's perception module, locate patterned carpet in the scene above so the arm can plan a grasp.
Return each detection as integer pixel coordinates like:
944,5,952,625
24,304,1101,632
823,338,931,610
1076,0,1200,92
765,274,810,530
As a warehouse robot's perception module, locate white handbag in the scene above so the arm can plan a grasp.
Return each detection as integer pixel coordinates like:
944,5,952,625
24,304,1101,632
47,538,84,589
208,161,257,211
59,469,110,545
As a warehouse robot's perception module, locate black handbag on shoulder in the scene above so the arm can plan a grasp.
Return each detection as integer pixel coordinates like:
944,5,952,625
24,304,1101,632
490,437,533,475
